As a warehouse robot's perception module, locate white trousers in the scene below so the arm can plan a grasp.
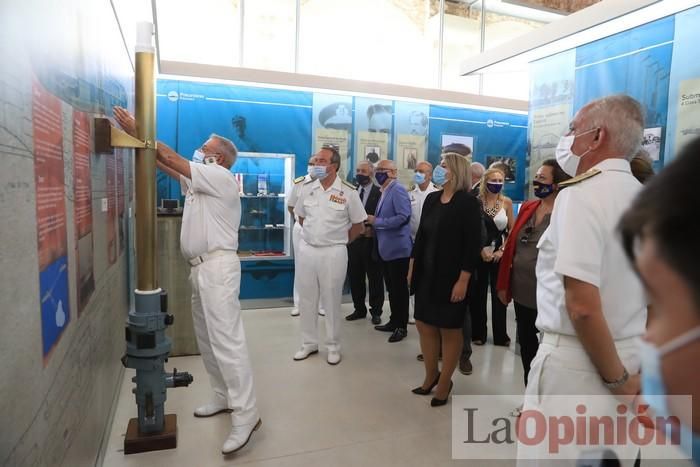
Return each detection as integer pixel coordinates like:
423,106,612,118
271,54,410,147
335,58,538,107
190,252,258,426
292,222,324,312
517,332,642,467
296,241,347,352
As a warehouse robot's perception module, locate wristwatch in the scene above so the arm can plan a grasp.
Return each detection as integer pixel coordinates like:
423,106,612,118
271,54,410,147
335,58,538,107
602,368,629,389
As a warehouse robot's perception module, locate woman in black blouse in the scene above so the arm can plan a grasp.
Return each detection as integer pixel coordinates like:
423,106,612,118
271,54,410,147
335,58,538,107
408,153,482,406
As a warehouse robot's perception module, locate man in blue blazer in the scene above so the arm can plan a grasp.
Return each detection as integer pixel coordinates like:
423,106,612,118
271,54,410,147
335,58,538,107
366,159,413,343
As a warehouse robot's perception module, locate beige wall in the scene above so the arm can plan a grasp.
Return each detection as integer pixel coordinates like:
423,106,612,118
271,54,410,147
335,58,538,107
0,0,135,465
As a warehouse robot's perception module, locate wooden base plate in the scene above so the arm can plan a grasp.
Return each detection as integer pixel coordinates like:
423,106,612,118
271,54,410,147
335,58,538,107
124,414,178,455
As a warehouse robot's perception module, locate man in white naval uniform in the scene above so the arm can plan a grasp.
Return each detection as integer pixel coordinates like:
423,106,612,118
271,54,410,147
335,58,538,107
113,107,261,456
517,95,647,466
287,155,325,317
407,161,438,324
292,144,367,365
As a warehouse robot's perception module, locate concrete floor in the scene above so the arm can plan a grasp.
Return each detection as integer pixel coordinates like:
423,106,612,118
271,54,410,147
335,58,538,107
103,302,690,467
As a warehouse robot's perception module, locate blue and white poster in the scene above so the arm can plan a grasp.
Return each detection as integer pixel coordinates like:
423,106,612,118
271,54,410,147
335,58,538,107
312,93,353,181
667,5,700,161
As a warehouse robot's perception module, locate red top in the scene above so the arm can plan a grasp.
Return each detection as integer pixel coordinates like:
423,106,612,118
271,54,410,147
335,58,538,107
496,200,541,303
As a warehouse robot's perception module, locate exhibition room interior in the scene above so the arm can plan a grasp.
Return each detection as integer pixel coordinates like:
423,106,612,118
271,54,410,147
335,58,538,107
1,0,699,466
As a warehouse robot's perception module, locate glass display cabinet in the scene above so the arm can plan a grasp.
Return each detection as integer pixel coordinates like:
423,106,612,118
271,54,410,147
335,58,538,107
232,152,294,261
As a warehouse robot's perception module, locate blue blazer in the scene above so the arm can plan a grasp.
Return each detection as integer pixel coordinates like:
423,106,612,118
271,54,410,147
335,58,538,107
373,180,413,261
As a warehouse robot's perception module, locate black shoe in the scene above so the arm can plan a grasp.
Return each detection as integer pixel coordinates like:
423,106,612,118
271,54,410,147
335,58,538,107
473,339,485,346
412,372,440,395
374,323,396,332
371,315,381,325
416,353,442,362
459,355,473,375
345,311,367,321
431,381,454,407
388,328,407,343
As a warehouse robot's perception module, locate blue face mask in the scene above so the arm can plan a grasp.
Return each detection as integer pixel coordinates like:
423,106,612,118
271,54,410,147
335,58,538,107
414,172,426,185
639,327,700,464
486,182,504,194
533,180,555,199
192,149,205,164
310,165,328,180
432,165,447,186
375,171,390,186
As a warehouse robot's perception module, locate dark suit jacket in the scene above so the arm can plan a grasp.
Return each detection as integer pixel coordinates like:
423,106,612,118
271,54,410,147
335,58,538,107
411,190,482,304
361,184,381,215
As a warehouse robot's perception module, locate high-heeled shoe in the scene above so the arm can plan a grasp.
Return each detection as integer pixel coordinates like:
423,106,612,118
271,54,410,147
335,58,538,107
430,380,454,407
411,372,441,395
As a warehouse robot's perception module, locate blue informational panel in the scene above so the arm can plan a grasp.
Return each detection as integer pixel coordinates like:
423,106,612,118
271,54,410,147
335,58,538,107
155,79,528,298
666,5,700,161
428,106,529,200
574,17,675,164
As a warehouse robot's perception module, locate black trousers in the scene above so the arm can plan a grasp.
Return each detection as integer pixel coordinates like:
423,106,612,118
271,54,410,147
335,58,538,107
381,257,410,329
347,236,384,316
470,259,510,344
514,302,539,386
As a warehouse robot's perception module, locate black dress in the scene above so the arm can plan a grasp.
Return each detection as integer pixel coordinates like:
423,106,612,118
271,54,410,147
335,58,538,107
412,191,482,329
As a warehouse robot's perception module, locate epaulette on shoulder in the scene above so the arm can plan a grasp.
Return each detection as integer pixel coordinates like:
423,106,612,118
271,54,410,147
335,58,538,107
558,168,602,189
294,175,306,184
341,180,357,190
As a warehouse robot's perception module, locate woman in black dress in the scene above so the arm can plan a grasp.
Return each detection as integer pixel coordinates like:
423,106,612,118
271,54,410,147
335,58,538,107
408,153,482,406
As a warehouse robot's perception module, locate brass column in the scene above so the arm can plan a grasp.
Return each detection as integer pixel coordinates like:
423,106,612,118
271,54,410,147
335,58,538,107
134,49,157,291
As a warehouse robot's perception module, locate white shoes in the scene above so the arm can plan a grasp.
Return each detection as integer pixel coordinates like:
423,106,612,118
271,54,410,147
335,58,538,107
293,346,319,361
327,350,341,365
222,418,262,455
408,316,415,325
290,307,300,316
194,401,231,418
318,308,326,316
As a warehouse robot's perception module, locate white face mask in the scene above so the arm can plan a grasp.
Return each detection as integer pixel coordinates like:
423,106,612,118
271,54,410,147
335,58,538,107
307,165,316,180
555,128,598,177
192,149,205,164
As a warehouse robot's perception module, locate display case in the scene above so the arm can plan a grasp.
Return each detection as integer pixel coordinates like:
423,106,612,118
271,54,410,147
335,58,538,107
232,152,294,261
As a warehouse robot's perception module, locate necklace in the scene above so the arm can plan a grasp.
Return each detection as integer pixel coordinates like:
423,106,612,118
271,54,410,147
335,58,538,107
483,197,502,218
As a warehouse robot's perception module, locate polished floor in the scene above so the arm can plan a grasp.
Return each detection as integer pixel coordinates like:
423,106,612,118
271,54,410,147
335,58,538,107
104,301,524,466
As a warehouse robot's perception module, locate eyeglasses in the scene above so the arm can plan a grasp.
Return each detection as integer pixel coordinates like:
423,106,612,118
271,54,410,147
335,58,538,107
520,226,533,244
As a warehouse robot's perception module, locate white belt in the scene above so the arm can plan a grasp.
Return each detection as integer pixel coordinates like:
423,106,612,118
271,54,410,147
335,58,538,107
188,249,235,267
540,332,639,349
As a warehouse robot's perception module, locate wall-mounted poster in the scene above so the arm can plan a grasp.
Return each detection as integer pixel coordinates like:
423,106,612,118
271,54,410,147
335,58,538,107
73,110,94,315
313,93,353,180
643,127,663,161
394,102,429,187
32,78,70,362
396,134,425,187
674,78,700,154
355,97,393,170
486,156,517,182
441,134,474,154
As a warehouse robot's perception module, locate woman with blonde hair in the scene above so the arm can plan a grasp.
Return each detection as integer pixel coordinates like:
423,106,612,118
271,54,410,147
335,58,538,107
471,167,514,346
408,153,482,406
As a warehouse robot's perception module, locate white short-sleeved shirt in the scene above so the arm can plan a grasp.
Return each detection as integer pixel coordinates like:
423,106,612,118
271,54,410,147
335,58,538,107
409,183,439,240
294,175,367,247
179,162,240,259
535,158,647,340
287,174,312,221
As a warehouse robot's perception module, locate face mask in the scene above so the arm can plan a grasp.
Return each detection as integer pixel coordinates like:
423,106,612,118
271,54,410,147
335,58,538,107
355,174,371,186
555,128,598,177
310,165,328,180
375,172,390,186
414,172,426,185
533,180,555,199
639,326,700,463
192,149,205,164
486,182,503,194
432,165,447,186
307,165,316,179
